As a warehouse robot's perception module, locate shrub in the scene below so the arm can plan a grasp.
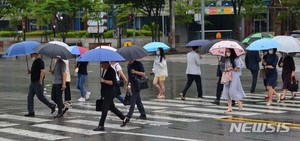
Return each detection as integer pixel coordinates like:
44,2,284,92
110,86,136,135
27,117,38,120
0,31,16,37
142,24,151,31
103,30,113,38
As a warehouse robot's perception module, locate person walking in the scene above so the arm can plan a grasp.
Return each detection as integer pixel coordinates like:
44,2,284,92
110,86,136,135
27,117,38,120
49,57,69,118
93,62,126,131
211,56,225,105
245,51,261,94
264,48,280,105
25,53,56,117
63,59,72,106
152,47,168,99
278,52,296,100
76,61,90,102
179,46,203,100
111,61,128,104
222,48,246,112
121,60,147,127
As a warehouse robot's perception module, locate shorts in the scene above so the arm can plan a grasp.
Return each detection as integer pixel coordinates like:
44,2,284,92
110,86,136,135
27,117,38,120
154,76,166,81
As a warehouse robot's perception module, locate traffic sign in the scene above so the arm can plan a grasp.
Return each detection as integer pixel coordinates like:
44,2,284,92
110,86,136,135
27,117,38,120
87,26,108,33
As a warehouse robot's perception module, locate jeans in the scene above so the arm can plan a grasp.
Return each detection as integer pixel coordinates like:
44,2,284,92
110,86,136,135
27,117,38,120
250,69,259,93
51,84,64,114
27,82,55,114
77,74,87,97
182,74,203,97
126,84,146,118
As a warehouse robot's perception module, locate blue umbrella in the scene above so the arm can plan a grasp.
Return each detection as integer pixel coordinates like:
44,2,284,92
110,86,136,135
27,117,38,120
143,42,170,52
3,41,40,57
3,41,41,69
186,39,211,47
76,48,125,62
246,38,281,51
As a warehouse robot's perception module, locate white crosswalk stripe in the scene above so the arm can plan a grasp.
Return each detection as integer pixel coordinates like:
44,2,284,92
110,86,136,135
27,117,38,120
0,128,70,140
0,114,51,123
65,119,139,130
0,121,19,127
0,137,19,141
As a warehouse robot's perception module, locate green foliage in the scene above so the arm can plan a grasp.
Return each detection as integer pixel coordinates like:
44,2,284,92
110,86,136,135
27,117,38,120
142,24,151,31
175,0,201,25
0,31,17,37
26,30,51,37
103,30,113,38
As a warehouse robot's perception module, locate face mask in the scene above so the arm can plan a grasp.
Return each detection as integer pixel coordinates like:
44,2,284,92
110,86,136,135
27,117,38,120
263,51,268,55
31,57,35,61
226,52,231,57
156,51,160,55
269,49,274,54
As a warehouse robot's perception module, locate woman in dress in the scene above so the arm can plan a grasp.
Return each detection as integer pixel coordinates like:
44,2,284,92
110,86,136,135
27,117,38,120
278,52,296,100
264,48,280,105
152,47,168,98
222,48,246,112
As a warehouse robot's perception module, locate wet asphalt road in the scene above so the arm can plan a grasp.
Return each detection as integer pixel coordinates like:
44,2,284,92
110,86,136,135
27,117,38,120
1,54,300,141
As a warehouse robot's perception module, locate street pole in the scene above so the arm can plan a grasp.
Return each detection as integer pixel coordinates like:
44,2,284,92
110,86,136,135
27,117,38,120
201,0,205,40
170,0,175,48
53,25,56,40
162,5,165,42
22,25,26,41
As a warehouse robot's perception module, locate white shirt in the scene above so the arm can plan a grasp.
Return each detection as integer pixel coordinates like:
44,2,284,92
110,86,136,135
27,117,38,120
111,63,122,81
186,50,201,75
152,56,168,77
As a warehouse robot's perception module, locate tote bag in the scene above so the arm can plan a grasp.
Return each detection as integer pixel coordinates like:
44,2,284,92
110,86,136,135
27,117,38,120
221,72,232,85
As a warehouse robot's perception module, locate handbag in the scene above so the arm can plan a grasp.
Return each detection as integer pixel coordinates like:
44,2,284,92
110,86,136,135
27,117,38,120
137,76,149,89
259,69,266,79
96,97,103,111
123,92,131,105
221,71,232,85
288,77,299,92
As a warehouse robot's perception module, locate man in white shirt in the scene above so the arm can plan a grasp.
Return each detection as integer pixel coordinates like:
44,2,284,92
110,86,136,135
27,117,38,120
179,46,203,100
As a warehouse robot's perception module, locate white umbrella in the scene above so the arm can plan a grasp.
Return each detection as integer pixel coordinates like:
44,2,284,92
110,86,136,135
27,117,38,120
95,46,117,51
273,36,300,53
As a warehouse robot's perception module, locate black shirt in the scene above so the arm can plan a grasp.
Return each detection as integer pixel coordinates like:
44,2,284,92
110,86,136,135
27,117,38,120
77,62,88,75
31,58,45,83
101,66,117,93
127,61,145,85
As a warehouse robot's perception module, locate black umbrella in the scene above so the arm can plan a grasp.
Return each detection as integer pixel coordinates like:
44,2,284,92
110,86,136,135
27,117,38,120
117,45,149,60
201,39,244,54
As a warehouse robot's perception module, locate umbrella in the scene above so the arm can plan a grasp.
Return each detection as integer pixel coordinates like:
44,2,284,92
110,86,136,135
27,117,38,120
246,38,281,51
201,39,244,54
76,48,125,62
95,46,117,51
69,45,88,55
242,32,274,44
186,39,211,47
34,41,72,59
3,41,41,69
117,45,149,60
273,36,300,53
209,40,245,57
143,42,170,52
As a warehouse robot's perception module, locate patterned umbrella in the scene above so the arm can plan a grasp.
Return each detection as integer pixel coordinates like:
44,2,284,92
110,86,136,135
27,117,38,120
242,32,274,44
209,41,245,57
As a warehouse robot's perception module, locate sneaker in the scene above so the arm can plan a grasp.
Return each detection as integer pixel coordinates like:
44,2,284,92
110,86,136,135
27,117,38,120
77,97,85,102
85,92,91,100
136,114,147,120
179,93,185,100
24,113,35,117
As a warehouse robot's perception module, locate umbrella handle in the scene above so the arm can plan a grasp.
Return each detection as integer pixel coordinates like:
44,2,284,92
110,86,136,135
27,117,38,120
50,59,53,69
26,55,29,71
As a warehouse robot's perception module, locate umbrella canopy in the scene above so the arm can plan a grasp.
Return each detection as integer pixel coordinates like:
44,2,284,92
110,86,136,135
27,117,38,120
242,32,274,44
69,45,88,55
95,46,117,51
273,36,300,53
186,39,211,47
246,38,281,51
34,41,72,59
117,45,149,60
209,40,245,57
201,39,244,54
3,41,40,57
76,48,125,62
143,42,170,52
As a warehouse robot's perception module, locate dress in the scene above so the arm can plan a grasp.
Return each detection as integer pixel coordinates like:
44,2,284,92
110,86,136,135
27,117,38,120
222,58,246,100
278,56,295,90
265,54,278,88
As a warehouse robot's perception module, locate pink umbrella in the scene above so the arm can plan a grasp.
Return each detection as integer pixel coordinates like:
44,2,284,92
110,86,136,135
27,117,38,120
209,41,245,56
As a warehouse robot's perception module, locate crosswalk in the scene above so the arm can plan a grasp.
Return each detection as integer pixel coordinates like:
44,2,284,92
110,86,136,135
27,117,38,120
0,92,299,140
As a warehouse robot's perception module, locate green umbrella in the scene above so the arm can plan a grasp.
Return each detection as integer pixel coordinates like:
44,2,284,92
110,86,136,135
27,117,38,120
242,32,274,44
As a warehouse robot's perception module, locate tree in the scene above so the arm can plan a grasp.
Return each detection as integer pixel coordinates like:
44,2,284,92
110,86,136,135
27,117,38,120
275,0,300,33
0,0,10,20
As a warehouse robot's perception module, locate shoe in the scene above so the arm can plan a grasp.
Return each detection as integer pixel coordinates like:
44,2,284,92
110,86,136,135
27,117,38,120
85,92,91,100
53,114,63,118
224,109,233,113
232,102,236,106
93,126,105,131
179,93,185,100
120,117,130,127
50,105,56,114
197,96,203,99
77,97,85,102
136,114,147,120
24,113,35,117
290,96,295,100
211,100,220,105
62,107,69,115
